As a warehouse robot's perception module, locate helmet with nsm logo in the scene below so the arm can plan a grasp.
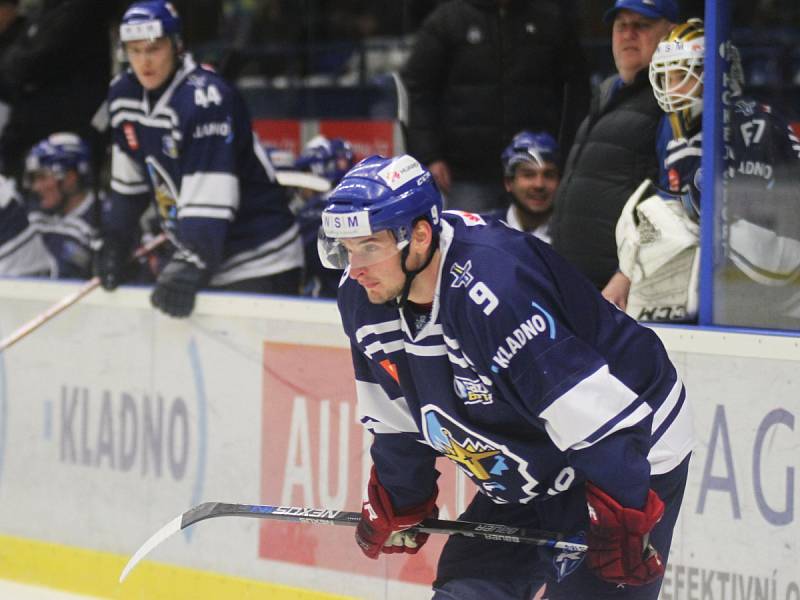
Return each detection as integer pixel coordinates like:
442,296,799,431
119,1,182,46
318,154,442,304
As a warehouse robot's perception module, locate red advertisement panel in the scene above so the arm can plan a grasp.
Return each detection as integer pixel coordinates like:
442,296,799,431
260,342,470,585
319,121,395,161
253,119,303,155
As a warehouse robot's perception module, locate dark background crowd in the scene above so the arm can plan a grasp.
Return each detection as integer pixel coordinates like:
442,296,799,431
0,0,799,329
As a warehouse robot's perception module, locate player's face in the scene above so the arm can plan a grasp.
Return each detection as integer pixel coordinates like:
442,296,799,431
29,170,63,211
505,161,559,214
125,37,177,90
344,231,406,304
612,11,673,83
665,68,702,101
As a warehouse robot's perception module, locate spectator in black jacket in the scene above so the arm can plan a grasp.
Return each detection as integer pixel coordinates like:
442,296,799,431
402,0,589,213
0,0,120,181
550,0,676,291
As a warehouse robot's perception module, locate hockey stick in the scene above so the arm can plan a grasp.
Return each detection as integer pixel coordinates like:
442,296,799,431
120,500,587,582
0,233,168,352
274,170,331,193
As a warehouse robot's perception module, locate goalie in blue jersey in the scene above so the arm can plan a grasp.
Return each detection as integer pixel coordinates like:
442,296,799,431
318,154,694,598
96,1,303,317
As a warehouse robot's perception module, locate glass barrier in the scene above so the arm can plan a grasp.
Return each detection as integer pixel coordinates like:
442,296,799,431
712,23,800,330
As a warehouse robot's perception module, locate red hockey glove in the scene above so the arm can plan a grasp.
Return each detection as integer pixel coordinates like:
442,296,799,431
355,466,438,559
586,482,666,585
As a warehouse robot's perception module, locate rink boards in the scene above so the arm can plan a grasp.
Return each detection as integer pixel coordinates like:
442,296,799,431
0,279,798,600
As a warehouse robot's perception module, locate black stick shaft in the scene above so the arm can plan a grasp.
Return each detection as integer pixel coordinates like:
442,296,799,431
181,502,587,552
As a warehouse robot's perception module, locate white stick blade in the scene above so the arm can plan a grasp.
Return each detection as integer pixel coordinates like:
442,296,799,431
275,171,331,193
119,515,183,583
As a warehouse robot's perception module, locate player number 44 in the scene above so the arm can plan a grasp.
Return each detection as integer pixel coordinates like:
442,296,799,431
195,84,222,108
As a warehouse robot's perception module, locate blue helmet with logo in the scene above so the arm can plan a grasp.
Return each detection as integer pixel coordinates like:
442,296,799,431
120,1,182,44
501,131,560,177
295,135,356,185
24,132,92,187
319,154,442,269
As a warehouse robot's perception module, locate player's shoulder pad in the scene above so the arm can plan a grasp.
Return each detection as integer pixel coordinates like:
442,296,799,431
440,212,549,320
108,68,141,100
173,63,235,112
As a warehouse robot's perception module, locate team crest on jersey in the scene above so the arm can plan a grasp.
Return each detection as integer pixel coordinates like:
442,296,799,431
449,260,474,288
145,157,179,226
187,73,209,89
162,134,179,159
453,375,493,405
421,406,539,503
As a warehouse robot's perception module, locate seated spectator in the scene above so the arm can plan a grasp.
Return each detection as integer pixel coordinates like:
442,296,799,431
96,1,304,318
23,132,98,279
0,172,51,277
293,134,355,298
613,18,800,329
483,130,560,243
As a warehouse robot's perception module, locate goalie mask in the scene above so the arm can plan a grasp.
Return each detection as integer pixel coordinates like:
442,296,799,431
649,18,744,138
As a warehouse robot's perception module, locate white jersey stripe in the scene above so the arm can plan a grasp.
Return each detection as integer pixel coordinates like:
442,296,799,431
356,320,402,344
355,380,418,434
539,365,640,451
405,342,448,357
651,378,683,433
179,172,239,210
648,398,694,474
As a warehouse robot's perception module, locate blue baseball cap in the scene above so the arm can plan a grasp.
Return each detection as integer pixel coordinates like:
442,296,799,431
604,0,679,24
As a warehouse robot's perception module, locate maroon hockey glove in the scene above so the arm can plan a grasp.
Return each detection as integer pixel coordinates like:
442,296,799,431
586,482,666,585
355,466,438,559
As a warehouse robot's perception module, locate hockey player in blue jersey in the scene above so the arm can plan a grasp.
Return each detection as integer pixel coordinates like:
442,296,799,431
0,174,51,277
96,0,303,317
483,130,560,243
610,19,800,328
318,154,693,598
23,133,98,279
293,135,355,298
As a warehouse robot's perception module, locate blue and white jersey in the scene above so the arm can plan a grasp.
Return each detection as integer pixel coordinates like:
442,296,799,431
106,54,302,286
482,204,552,244
0,178,52,277
655,98,800,287
339,212,693,510
28,192,99,279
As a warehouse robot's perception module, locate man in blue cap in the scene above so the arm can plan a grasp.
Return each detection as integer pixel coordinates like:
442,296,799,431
550,0,677,300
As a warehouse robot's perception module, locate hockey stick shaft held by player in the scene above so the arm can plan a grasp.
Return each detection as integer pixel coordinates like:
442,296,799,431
0,233,168,352
120,501,587,582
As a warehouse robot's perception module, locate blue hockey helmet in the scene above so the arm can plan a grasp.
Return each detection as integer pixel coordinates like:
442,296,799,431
24,133,92,188
501,131,560,177
318,154,442,270
295,135,356,185
119,1,182,45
